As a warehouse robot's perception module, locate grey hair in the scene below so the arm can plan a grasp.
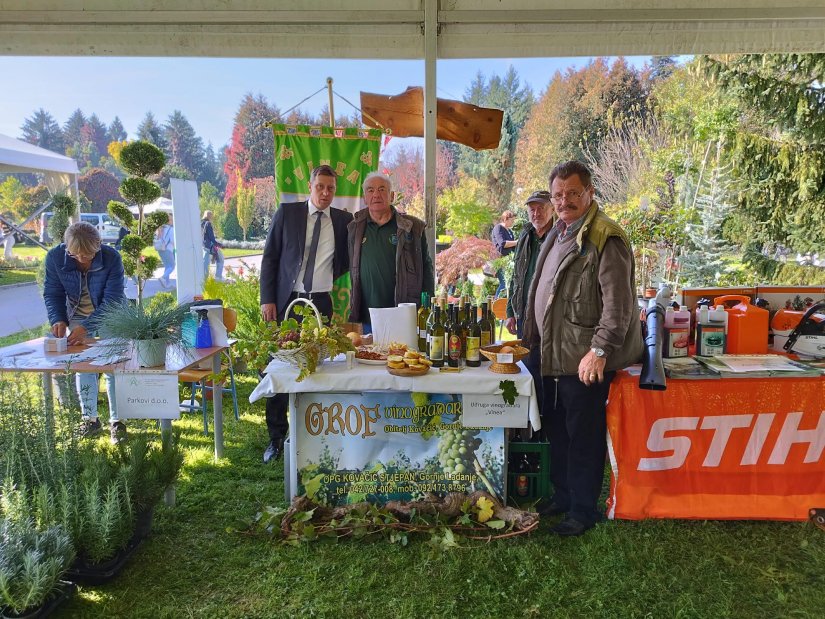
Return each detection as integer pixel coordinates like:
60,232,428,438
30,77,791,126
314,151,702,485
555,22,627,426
362,172,392,194
64,221,101,255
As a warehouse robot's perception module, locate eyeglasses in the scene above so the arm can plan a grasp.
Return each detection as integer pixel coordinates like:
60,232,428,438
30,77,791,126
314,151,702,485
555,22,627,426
551,187,590,203
66,250,94,262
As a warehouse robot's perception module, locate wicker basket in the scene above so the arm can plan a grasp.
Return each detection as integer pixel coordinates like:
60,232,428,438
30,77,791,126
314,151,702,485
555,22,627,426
268,298,328,369
479,340,530,374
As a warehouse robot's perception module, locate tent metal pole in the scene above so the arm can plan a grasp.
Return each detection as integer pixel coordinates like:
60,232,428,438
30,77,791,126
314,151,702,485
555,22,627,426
423,0,437,273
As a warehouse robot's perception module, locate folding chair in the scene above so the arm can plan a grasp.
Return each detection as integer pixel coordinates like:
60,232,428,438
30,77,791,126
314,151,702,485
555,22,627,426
491,297,508,341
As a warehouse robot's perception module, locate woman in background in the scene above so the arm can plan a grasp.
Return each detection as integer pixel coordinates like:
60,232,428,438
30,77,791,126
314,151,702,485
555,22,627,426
154,213,176,288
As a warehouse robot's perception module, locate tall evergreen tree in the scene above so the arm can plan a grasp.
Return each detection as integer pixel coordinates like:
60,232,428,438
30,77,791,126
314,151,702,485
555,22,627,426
20,109,64,153
455,66,534,211
108,116,127,142
163,110,205,181
85,114,110,158
650,56,677,82
137,112,167,151
234,93,280,180
63,109,86,153
679,149,735,286
702,53,825,252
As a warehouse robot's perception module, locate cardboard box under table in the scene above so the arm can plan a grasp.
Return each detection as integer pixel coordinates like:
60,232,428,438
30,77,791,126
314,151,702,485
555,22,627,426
250,357,541,505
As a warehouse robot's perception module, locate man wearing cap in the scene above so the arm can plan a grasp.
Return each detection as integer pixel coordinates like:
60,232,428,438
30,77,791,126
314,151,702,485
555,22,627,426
503,190,554,413
523,160,642,536
259,164,353,463
491,210,517,298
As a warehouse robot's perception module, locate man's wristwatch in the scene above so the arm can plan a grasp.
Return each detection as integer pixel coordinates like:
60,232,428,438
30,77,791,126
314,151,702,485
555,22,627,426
591,347,606,358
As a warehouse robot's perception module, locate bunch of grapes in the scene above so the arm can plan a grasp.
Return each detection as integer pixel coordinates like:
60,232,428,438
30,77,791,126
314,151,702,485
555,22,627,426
437,426,481,474
277,329,300,350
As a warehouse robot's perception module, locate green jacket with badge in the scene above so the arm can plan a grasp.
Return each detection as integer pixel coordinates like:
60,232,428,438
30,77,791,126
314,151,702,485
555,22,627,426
347,208,434,322
522,203,643,376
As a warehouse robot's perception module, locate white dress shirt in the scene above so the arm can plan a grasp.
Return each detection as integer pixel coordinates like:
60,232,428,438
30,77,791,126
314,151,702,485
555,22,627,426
294,200,335,293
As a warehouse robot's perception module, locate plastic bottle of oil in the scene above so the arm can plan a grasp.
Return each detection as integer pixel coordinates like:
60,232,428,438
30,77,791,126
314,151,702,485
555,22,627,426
696,304,727,356
664,305,691,358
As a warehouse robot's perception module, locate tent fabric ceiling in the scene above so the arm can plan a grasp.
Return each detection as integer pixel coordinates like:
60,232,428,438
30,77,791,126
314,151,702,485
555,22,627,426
1,1,824,58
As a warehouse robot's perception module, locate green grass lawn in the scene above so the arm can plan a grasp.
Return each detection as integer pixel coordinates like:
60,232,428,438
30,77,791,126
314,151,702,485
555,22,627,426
2,325,823,618
37,383,818,618
0,266,37,286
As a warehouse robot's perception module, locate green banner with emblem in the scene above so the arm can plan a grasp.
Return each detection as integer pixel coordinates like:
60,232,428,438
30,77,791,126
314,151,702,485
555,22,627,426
270,124,382,323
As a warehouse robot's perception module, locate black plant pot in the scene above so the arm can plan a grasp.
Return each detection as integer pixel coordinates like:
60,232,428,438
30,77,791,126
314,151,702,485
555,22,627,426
64,537,143,586
0,581,76,619
134,505,155,540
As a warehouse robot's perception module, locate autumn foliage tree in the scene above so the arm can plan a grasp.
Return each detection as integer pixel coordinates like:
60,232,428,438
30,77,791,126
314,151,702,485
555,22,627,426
78,168,122,212
435,236,499,287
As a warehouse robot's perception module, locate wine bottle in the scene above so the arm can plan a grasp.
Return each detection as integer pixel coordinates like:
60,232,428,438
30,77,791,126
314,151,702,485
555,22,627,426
447,305,462,368
479,301,492,350
428,304,444,367
417,292,430,352
425,294,437,354
466,304,481,367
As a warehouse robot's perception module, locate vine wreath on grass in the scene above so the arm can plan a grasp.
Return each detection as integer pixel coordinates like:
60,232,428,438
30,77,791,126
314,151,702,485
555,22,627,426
244,491,539,546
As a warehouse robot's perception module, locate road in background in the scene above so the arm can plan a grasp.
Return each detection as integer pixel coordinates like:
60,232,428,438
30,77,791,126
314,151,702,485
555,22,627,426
0,254,264,338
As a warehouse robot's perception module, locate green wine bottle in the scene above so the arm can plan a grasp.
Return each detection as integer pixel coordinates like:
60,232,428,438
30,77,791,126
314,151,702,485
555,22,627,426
428,304,445,367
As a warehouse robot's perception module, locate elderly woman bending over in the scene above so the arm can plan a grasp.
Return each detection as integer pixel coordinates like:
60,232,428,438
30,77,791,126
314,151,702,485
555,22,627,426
43,221,127,443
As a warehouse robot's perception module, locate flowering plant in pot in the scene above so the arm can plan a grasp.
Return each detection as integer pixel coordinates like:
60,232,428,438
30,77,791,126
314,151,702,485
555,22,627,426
96,300,192,367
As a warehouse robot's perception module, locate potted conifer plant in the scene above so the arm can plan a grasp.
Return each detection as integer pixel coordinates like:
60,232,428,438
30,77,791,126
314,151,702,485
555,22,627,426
96,299,191,367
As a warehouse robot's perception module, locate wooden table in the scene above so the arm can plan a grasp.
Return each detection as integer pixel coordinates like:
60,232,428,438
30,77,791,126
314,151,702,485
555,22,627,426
0,337,229,460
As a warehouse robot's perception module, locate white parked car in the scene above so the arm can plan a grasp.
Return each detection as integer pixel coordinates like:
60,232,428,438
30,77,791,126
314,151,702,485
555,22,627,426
40,212,122,244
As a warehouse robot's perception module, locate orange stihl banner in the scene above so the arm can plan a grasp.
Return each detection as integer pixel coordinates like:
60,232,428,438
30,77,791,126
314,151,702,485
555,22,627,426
606,373,825,521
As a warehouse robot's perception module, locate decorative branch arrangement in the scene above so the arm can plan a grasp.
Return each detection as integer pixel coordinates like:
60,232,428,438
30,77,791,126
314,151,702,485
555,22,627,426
247,491,539,547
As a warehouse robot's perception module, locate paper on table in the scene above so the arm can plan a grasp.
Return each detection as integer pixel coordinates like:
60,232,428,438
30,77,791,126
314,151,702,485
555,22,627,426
714,355,809,373
369,304,418,351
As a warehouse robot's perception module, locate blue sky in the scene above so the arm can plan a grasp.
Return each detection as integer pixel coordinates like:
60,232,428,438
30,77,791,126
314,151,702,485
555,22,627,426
0,56,652,150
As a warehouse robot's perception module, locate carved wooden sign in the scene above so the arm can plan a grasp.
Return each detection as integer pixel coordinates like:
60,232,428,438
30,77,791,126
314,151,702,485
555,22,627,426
360,86,503,151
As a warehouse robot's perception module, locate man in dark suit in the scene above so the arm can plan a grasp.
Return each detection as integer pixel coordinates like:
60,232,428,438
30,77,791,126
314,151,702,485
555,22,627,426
259,164,353,463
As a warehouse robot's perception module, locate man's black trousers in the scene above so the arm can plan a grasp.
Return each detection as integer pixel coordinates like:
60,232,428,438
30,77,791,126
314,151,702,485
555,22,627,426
542,371,615,526
264,291,333,443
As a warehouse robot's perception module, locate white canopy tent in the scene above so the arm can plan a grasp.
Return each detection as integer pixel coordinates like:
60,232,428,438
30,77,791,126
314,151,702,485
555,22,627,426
0,133,79,198
3,0,823,253
128,197,174,216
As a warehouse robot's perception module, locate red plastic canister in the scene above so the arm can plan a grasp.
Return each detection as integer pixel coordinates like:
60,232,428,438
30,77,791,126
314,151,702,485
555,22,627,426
713,295,769,354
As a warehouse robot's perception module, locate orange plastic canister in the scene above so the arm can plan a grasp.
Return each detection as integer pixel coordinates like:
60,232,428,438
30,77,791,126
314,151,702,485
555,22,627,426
713,295,769,354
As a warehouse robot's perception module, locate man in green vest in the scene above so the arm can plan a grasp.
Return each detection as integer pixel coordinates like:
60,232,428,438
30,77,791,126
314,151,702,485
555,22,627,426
523,160,642,536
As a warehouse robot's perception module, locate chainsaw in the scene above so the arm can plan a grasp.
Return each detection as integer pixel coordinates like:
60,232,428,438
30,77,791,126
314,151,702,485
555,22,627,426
783,301,825,358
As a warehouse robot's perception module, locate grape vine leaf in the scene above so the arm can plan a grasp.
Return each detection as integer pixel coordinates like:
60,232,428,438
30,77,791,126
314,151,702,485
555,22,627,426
485,519,506,530
499,380,518,405
476,496,495,523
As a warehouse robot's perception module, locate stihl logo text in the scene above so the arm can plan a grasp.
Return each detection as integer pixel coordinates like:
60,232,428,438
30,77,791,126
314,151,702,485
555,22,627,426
638,412,825,471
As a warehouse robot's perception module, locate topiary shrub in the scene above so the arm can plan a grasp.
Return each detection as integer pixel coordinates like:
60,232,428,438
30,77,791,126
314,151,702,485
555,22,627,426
107,140,167,304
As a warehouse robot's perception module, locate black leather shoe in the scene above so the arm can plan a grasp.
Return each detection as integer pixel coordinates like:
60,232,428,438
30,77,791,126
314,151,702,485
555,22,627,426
536,501,567,517
263,439,283,464
550,516,594,537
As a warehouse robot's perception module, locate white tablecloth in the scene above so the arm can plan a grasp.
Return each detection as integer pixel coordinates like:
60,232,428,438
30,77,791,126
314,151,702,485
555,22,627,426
250,356,541,430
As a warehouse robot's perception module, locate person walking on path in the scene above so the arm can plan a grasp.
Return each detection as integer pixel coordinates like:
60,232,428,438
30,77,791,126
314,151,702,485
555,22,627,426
201,210,224,282
154,213,176,288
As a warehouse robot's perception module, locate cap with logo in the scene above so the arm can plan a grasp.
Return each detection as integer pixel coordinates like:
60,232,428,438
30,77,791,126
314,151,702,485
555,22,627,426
525,190,551,205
